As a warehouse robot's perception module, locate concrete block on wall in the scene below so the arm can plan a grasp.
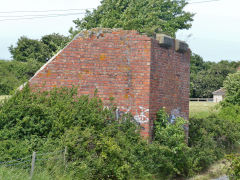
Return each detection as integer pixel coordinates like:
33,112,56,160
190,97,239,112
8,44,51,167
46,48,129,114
156,34,174,48
175,40,188,53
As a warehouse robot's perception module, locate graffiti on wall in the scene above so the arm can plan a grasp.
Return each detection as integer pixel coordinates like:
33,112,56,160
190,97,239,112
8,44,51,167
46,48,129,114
169,108,189,132
115,106,149,124
169,108,181,124
134,106,149,124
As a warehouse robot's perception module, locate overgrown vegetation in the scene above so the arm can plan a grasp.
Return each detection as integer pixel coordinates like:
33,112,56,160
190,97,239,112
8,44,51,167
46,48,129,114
190,53,240,98
0,33,69,95
188,69,240,179
214,71,240,179
1,85,240,179
0,59,42,95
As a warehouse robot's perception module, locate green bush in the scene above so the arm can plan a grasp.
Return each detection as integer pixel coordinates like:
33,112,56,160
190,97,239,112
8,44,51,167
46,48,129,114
0,85,149,179
0,86,194,179
189,116,219,171
1,85,239,179
63,124,150,179
154,108,191,177
0,59,42,95
226,154,240,179
188,111,240,172
222,71,240,106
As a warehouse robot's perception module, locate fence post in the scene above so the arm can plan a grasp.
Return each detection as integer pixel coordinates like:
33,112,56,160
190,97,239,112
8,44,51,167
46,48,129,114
30,151,36,180
64,146,67,170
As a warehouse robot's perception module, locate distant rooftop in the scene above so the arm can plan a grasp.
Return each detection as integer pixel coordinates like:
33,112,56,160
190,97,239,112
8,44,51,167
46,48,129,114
212,88,225,95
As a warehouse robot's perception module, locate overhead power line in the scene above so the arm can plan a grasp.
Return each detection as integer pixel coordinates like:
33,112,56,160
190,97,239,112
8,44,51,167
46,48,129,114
0,12,87,18
0,0,222,22
188,0,222,4
0,12,86,22
0,8,94,14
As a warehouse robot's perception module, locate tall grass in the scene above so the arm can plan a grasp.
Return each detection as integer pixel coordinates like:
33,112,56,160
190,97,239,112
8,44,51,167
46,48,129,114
0,165,72,180
189,101,218,118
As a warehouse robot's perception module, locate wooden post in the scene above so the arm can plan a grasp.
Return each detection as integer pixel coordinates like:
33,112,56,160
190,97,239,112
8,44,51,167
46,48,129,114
64,146,67,170
30,151,36,180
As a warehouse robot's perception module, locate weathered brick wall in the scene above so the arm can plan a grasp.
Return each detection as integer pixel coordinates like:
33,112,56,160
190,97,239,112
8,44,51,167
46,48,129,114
29,28,190,139
149,39,190,138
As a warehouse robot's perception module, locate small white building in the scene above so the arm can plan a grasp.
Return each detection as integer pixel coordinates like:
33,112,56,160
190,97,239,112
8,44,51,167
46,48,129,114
212,88,225,103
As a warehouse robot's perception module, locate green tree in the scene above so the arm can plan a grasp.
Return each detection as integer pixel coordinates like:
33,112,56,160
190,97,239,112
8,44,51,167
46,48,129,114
41,33,70,54
222,71,240,106
190,54,239,98
9,36,51,63
72,0,194,37
190,53,210,74
9,34,70,63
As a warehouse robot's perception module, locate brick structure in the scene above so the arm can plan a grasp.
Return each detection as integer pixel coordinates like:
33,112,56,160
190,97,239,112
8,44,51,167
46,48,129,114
29,28,190,139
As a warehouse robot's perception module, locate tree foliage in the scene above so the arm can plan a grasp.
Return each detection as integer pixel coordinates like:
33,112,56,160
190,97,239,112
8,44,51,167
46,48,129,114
222,71,240,106
41,33,70,54
190,53,240,98
71,0,194,37
0,59,42,95
9,33,70,63
9,37,51,63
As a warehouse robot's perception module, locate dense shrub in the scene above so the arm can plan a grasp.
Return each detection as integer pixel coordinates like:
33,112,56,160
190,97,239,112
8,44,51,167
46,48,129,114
63,124,151,179
0,86,193,179
154,108,192,177
222,71,240,106
226,154,240,179
189,112,240,172
0,59,42,95
189,116,220,171
1,85,239,179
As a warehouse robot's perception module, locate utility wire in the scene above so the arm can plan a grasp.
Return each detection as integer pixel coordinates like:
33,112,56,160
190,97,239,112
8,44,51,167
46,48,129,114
0,8,94,14
188,0,222,4
0,12,86,18
0,0,222,15
0,12,86,22
0,0,223,22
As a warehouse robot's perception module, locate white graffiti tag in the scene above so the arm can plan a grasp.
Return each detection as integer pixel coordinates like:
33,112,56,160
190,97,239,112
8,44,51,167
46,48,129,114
134,106,149,123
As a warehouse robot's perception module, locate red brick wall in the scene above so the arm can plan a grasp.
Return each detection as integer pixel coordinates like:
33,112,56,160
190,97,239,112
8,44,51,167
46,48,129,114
29,29,190,139
149,39,190,138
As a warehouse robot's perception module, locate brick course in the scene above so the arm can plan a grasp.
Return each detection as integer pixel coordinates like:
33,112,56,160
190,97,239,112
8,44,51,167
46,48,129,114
29,28,190,139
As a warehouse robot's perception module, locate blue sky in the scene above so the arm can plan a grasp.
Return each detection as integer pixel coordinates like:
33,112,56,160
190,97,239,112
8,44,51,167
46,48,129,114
0,0,239,62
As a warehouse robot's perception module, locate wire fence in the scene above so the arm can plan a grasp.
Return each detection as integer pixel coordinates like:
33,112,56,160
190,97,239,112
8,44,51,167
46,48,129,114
0,147,67,180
